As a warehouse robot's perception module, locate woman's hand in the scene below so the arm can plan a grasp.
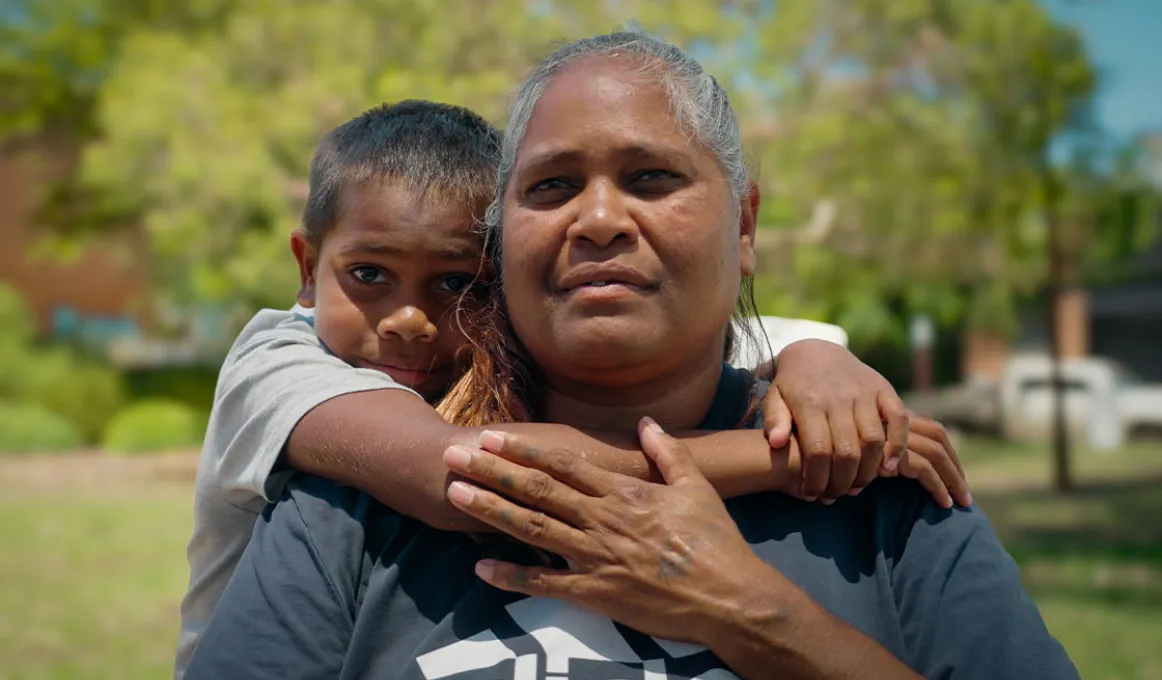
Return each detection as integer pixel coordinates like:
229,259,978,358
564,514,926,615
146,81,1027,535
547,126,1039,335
442,418,789,646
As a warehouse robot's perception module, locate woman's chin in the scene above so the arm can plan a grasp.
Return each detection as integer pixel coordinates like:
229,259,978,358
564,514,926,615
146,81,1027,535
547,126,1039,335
537,320,671,373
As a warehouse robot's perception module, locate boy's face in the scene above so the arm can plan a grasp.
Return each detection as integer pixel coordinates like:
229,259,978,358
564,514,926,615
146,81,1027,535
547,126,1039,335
292,180,486,401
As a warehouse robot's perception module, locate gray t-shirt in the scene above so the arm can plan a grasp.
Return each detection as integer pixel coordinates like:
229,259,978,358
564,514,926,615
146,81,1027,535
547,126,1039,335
176,307,417,679
187,364,1077,680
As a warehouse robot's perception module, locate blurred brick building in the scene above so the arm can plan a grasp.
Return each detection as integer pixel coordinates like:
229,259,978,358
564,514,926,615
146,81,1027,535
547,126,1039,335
0,144,148,337
965,237,1162,384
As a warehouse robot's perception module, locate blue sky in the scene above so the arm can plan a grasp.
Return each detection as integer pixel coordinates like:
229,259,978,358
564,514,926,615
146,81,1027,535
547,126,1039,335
1045,0,1162,139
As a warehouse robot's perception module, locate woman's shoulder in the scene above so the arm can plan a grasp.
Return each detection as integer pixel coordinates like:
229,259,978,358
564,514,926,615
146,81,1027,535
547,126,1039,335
859,476,998,565
270,473,416,553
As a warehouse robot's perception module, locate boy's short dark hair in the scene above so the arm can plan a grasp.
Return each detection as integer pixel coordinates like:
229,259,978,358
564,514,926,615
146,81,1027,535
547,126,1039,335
302,100,502,244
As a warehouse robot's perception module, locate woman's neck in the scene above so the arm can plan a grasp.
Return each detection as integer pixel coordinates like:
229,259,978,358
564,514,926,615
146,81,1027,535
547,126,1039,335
540,351,725,431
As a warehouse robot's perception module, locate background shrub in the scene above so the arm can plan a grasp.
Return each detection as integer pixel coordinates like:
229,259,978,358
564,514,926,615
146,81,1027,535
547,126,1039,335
0,401,85,454
101,399,205,454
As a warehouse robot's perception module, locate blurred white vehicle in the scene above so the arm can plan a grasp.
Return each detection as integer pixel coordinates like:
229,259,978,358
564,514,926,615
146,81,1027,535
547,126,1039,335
910,353,1162,450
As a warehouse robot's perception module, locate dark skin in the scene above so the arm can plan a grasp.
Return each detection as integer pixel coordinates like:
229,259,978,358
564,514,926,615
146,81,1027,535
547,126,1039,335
286,369,968,534
285,181,969,533
443,421,922,680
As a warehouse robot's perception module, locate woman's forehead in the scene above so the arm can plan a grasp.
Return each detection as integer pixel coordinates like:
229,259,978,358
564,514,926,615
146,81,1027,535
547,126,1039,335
517,56,703,166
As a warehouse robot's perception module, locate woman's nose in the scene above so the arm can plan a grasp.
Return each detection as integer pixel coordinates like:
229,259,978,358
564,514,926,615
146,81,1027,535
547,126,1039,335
377,306,438,343
566,179,639,248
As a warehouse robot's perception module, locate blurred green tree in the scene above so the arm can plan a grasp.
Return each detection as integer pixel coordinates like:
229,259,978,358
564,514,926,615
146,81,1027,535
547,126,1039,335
8,0,750,313
4,0,1154,341
745,0,1111,344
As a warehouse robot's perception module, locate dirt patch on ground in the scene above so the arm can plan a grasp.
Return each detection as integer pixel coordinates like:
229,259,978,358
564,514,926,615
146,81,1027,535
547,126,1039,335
0,450,200,495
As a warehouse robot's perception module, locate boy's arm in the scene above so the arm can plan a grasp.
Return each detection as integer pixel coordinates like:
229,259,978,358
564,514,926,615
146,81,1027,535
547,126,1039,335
286,390,790,532
199,309,418,511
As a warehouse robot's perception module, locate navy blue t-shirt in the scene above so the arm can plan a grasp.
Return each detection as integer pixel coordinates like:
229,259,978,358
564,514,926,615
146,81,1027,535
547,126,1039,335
187,365,1077,679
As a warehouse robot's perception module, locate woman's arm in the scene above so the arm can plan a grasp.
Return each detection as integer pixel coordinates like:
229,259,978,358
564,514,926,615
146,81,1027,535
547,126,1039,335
185,476,363,679
700,568,921,680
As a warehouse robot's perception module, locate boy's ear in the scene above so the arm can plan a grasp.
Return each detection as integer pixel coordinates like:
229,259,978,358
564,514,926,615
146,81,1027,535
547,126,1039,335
290,228,319,308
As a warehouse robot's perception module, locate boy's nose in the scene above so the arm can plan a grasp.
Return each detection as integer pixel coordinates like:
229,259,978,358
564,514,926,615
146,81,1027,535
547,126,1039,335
377,306,438,343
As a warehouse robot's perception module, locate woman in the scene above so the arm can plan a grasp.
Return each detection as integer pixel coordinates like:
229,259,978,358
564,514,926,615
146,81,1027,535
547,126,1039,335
187,30,1076,680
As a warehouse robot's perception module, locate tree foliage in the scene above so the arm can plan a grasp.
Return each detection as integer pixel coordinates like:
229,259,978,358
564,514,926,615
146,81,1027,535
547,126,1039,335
745,0,1126,344
3,0,1155,346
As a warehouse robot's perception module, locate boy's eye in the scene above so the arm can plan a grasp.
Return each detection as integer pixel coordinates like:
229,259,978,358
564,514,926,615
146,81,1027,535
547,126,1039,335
350,265,388,284
437,274,476,294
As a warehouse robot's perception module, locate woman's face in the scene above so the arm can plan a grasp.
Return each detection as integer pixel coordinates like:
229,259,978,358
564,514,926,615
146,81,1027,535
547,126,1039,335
501,56,757,389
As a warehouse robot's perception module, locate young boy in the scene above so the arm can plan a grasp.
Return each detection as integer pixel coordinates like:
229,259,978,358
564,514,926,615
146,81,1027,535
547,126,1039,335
176,100,967,678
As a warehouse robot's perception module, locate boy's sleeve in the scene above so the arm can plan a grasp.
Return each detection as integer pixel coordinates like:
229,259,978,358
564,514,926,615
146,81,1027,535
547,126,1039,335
203,309,420,508
888,487,1079,680
185,476,366,679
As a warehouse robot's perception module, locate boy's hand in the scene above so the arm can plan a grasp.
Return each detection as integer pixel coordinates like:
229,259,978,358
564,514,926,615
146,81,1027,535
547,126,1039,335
762,339,909,501
888,414,972,509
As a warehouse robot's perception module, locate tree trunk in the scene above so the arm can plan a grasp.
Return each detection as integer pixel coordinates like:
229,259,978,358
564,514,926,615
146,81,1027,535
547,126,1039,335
1044,170,1074,493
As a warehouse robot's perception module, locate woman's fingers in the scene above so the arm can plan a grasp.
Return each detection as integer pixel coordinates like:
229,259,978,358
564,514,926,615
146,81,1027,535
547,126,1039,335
446,480,590,557
637,417,706,488
478,430,612,497
473,559,583,598
444,445,592,525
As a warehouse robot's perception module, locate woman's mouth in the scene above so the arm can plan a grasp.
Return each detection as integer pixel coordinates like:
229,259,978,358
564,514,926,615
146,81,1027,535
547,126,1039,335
564,280,649,302
557,263,658,302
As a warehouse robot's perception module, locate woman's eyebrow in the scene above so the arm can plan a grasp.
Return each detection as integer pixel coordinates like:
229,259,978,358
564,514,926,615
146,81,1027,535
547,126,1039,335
517,143,692,176
516,148,582,177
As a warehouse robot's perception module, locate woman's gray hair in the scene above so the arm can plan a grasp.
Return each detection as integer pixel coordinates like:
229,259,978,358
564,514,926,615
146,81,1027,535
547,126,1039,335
483,27,749,233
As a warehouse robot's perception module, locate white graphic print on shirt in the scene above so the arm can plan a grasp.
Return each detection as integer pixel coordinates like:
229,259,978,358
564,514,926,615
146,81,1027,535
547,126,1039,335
415,597,740,679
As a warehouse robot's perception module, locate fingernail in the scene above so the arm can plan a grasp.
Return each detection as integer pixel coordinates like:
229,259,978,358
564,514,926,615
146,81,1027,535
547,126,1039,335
884,457,900,473
475,559,496,581
641,416,664,435
479,430,505,451
447,481,475,506
804,496,818,503
848,487,864,496
444,445,473,469
964,492,973,506
821,498,835,506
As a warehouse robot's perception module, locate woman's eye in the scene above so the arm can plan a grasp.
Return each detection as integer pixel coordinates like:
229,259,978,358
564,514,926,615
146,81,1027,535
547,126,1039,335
632,169,681,184
528,177,571,193
525,177,579,203
350,265,388,284
437,274,475,294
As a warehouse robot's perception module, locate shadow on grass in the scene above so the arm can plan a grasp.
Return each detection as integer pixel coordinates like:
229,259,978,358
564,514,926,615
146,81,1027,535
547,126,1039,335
976,474,1162,614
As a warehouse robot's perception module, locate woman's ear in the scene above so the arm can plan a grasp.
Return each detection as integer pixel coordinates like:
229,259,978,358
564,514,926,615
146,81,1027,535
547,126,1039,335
738,182,760,277
290,228,319,308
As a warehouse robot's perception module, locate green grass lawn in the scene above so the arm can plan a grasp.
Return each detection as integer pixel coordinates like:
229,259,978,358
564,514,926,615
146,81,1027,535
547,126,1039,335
0,439,1160,679
0,490,192,680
